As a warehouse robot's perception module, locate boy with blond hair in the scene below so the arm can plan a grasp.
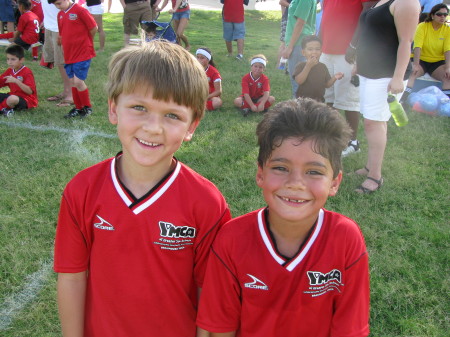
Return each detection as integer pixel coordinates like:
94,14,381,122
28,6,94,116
198,98,370,337
54,41,231,337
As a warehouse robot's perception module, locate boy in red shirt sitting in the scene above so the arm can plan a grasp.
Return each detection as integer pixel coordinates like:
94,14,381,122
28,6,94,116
49,0,97,118
0,0,41,60
0,45,38,116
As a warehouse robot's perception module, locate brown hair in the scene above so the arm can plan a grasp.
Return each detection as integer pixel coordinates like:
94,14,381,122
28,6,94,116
256,98,352,178
107,41,209,121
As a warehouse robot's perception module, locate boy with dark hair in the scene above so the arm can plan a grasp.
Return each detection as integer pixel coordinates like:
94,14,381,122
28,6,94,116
0,0,41,60
197,98,370,337
49,0,97,118
54,41,231,337
0,44,38,116
293,35,343,102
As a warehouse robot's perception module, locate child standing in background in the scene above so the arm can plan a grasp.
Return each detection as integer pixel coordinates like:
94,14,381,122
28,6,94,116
234,54,275,116
49,0,97,118
156,0,191,50
196,47,223,111
293,35,344,102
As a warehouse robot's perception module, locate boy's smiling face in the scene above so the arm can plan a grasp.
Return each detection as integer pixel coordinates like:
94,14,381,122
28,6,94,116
250,62,265,78
256,138,341,229
108,87,199,174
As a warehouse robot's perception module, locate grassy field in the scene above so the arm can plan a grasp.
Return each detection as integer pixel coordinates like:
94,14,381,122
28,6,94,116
0,10,449,336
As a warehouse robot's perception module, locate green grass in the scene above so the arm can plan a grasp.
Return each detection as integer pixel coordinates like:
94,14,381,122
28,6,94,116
0,10,449,336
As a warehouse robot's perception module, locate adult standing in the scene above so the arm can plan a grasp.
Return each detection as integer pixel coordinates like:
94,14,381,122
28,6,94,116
282,0,316,97
221,0,247,60
42,0,73,106
0,0,16,35
352,0,420,193
86,0,106,52
320,0,377,157
120,0,153,46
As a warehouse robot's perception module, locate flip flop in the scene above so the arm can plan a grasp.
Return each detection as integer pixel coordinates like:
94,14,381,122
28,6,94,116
47,94,64,102
56,100,74,107
355,177,384,194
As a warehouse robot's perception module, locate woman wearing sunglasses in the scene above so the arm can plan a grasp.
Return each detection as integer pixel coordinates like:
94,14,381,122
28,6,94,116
402,3,450,101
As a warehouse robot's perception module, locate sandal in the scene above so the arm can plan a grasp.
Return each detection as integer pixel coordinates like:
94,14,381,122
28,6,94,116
47,94,64,102
355,177,384,194
56,100,74,107
355,166,369,176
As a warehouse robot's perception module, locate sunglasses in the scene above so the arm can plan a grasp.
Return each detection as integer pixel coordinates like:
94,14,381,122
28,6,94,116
434,12,448,17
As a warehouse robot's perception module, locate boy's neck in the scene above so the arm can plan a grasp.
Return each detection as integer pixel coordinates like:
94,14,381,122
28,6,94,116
116,154,176,200
12,64,24,72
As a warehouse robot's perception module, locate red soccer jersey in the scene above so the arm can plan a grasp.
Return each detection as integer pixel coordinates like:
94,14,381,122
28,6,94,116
198,208,370,337
241,72,270,99
205,65,221,95
223,0,244,23
31,0,44,23
57,3,97,64
0,66,38,108
17,11,40,45
54,154,231,337
321,0,370,54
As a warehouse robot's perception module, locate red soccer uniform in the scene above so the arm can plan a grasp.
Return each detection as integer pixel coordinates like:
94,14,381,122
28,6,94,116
57,3,97,64
241,72,270,99
223,0,244,23
0,66,38,108
198,208,370,337
54,154,231,337
17,11,40,45
31,0,44,23
206,65,221,95
321,0,371,54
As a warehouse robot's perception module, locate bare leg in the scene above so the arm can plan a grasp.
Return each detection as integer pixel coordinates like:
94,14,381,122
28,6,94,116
225,41,232,55
237,38,244,56
58,65,73,101
93,14,105,51
345,110,360,141
430,65,450,90
175,18,190,50
124,33,130,46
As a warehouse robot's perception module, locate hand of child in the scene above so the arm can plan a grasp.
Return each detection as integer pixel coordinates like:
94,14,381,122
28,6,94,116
256,103,265,112
168,8,175,13
306,56,319,68
4,76,20,84
334,72,344,80
251,104,259,112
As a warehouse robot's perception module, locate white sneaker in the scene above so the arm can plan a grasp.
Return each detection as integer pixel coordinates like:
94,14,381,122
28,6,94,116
342,140,360,157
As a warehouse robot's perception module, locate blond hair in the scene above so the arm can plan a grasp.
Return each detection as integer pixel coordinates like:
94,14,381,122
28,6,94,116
107,41,209,121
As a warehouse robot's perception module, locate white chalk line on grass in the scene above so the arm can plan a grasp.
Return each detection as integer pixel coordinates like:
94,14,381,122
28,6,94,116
0,259,53,331
0,120,116,139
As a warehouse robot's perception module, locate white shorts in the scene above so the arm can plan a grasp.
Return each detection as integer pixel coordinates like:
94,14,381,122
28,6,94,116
359,76,405,121
87,4,104,15
320,53,359,111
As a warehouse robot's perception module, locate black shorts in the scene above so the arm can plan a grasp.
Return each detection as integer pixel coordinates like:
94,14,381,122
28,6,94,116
0,93,28,110
419,59,446,76
13,36,31,50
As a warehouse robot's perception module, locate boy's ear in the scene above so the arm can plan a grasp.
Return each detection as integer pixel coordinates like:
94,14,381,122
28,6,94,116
108,99,118,125
328,171,343,197
183,119,200,141
255,164,264,188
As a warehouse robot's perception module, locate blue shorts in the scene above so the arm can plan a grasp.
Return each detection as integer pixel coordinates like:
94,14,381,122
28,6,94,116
0,0,16,22
172,10,190,21
223,21,245,41
64,59,92,81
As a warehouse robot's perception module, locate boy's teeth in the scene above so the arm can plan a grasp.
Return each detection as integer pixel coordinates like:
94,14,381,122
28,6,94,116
282,197,305,203
139,139,158,146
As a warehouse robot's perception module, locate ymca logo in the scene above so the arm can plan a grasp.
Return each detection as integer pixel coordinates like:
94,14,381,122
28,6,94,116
69,14,78,20
17,76,23,82
93,215,115,231
159,221,196,238
307,269,341,286
244,274,268,290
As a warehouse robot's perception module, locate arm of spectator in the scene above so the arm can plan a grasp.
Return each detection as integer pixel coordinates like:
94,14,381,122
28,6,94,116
90,26,98,39
282,17,305,59
169,0,182,13
119,0,126,9
157,0,169,12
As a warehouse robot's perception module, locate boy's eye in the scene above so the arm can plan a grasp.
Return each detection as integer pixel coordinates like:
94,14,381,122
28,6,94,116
166,113,180,120
307,170,324,176
132,105,146,111
272,166,288,172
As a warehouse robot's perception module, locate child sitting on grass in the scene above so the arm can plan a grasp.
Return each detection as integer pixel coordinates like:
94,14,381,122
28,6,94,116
293,35,343,102
234,54,275,117
0,0,41,61
196,47,223,111
53,41,231,337
197,98,370,337
0,45,38,116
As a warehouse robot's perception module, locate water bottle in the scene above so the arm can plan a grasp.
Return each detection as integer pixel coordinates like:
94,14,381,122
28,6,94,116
387,94,409,127
278,57,287,70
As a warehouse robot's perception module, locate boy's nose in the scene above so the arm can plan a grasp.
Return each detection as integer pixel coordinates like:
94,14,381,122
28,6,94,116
143,114,163,134
286,170,306,189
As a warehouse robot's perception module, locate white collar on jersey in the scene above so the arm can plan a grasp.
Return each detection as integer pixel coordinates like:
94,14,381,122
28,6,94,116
257,208,324,272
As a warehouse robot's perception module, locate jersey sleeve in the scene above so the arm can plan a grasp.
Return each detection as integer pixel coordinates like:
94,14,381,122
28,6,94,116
22,68,36,93
413,23,425,50
241,74,250,95
330,224,370,337
197,229,241,333
193,192,231,288
53,190,91,273
262,75,270,92
80,8,97,31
